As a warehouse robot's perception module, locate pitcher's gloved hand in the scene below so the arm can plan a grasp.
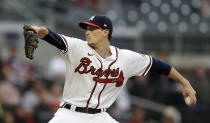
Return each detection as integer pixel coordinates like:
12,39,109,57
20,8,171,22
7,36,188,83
23,25,39,60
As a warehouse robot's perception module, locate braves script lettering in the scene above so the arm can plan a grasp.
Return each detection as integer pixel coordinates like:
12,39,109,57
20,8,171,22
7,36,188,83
75,57,124,87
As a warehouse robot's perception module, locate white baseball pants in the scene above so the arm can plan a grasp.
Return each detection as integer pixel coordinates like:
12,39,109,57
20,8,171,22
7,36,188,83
48,108,119,123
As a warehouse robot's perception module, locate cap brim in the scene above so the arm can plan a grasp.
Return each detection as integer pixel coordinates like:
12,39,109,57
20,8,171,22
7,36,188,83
79,22,101,29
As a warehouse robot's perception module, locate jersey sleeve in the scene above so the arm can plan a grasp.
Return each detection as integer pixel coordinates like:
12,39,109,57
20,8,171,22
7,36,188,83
59,35,83,53
124,50,153,77
41,29,82,54
42,29,67,51
58,35,84,61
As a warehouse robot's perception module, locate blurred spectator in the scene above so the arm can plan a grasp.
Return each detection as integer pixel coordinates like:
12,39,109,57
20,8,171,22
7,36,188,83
48,55,66,83
193,66,210,109
49,99,60,114
200,0,210,18
13,106,28,123
34,89,54,123
127,107,147,123
0,81,20,107
2,111,15,123
127,76,151,99
50,82,63,100
162,106,181,123
20,79,44,114
3,48,32,91
49,82,63,113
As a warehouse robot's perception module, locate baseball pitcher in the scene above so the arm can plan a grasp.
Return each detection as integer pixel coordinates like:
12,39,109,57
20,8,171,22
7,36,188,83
23,14,196,123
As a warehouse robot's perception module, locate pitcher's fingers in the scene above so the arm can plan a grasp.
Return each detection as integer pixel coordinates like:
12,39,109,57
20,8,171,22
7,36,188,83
189,94,196,106
192,94,197,105
29,26,38,34
183,92,187,99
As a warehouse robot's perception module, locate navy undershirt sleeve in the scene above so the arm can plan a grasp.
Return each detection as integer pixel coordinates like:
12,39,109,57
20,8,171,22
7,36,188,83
42,29,66,51
149,57,172,76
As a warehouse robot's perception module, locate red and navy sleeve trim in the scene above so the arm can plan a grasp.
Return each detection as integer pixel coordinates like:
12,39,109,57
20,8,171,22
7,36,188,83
42,29,67,51
142,56,152,76
60,35,68,53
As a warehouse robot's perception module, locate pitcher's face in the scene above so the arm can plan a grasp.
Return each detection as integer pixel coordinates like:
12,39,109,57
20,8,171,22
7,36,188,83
86,25,108,47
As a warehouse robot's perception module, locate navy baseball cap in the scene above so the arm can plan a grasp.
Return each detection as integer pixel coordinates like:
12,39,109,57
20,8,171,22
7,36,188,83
79,15,113,35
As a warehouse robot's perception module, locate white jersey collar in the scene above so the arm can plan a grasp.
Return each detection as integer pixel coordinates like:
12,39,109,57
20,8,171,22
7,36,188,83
89,45,117,61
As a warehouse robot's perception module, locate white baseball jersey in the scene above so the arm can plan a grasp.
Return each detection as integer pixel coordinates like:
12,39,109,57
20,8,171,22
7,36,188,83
59,35,152,109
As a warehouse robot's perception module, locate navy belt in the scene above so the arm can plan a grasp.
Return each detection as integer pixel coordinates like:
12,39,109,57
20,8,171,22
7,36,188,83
61,103,104,114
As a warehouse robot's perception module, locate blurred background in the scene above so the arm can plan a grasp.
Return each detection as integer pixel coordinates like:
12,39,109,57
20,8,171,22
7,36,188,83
0,0,210,123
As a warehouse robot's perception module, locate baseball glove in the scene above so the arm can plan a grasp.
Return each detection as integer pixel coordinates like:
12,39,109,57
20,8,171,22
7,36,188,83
23,25,39,60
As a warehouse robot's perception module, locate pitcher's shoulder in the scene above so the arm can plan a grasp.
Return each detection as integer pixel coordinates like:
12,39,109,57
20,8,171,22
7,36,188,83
118,48,138,56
